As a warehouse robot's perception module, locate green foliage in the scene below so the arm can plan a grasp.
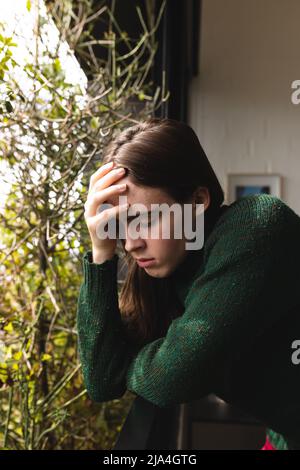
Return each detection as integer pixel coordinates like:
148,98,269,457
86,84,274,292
0,0,167,450
0,27,18,113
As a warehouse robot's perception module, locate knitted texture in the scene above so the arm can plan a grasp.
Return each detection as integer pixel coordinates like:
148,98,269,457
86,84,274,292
76,194,300,450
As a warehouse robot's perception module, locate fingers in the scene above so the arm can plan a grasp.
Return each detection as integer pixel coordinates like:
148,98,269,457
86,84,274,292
88,202,129,235
85,182,127,218
88,161,114,193
91,167,126,194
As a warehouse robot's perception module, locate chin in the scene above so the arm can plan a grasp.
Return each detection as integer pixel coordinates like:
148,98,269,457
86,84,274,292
145,265,172,279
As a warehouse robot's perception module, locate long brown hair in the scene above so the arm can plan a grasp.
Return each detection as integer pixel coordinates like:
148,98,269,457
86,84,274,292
102,118,224,349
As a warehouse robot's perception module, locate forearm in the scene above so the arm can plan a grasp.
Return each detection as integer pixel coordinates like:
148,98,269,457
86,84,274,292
76,250,138,402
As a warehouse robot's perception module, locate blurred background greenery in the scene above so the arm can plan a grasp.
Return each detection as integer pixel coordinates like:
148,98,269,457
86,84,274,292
0,0,167,449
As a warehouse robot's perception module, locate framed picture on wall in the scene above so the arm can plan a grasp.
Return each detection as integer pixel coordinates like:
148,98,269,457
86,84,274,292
227,173,282,204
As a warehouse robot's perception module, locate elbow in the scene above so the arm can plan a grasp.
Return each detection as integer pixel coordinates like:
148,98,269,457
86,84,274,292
87,392,124,403
146,395,178,409
127,386,177,409
85,383,127,403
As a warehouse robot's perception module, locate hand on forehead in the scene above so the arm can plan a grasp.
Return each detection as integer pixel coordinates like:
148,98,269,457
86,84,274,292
104,174,129,206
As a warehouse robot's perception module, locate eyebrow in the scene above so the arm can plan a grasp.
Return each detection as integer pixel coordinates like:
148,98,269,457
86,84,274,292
127,209,151,218
127,208,159,219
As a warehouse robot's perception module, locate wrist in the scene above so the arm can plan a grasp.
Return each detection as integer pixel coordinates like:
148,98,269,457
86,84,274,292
92,248,116,264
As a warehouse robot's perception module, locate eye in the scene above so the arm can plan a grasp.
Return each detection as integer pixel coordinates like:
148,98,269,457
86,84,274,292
139,214,151,228
125,212,150,228
140,212,160,228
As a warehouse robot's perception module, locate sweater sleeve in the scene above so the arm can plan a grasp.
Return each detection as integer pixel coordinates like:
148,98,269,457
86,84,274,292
76,250,140,402
77,195,291,408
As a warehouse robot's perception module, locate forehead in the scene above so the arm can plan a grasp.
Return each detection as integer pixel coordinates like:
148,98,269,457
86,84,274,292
105,176,174,209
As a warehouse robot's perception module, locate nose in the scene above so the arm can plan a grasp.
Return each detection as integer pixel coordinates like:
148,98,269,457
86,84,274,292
124,224,146,254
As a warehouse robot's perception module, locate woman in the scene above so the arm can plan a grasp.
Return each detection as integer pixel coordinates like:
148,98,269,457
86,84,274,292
77,117,300,450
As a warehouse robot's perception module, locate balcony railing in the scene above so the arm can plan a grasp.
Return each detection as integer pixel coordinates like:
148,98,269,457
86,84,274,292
113,396,186,450
113,393,266,450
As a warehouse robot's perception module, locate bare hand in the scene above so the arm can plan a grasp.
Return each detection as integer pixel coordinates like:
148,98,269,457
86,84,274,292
84,161,128,262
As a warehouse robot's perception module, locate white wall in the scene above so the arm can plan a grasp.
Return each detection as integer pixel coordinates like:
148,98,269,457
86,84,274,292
188,0,300,214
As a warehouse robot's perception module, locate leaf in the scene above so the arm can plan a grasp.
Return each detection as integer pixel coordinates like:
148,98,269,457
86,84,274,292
53,331,68,347
5,101,13,113
4,322,13,333
0,362,8,383
53,58,61,73
90,116,99,130
41,353,52,362
66,347,75,358
99,104,108,112
13,351,22,361
26,0,31,12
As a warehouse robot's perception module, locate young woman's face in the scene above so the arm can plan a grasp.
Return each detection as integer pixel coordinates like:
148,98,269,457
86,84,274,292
105,175,193,278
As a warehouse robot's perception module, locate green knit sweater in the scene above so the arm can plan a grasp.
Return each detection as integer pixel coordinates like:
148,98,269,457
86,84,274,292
76,194,300,450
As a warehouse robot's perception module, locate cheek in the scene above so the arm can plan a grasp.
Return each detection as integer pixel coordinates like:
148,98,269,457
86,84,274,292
147,213,185,255
148,237,184,259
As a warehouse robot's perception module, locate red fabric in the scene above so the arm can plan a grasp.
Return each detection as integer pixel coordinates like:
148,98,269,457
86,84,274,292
261,436,277,450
